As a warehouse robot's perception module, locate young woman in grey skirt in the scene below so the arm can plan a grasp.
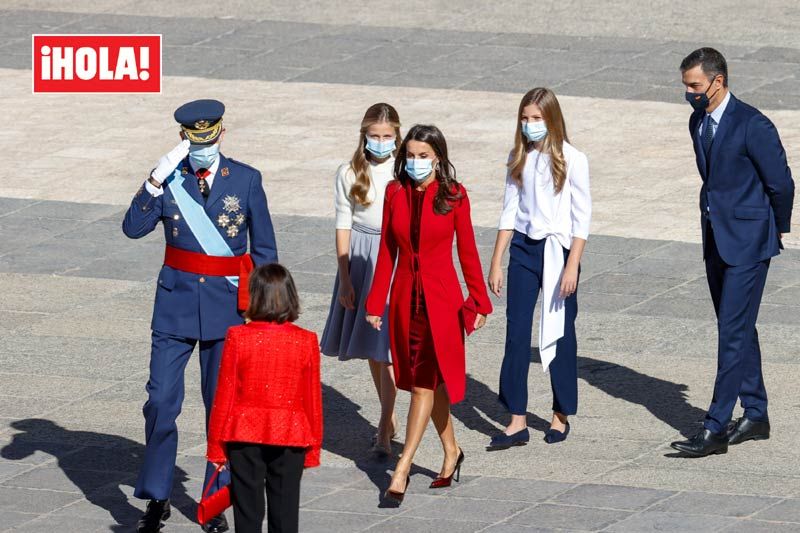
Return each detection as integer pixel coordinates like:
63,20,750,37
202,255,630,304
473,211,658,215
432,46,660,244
321,103,402,455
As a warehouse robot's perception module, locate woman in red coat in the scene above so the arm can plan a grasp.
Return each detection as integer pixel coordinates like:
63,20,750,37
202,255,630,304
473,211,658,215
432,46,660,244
207,263,322,533
365,124,492,503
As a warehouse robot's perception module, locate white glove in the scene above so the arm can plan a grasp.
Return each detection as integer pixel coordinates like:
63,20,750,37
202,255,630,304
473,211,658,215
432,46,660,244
150,139,190,184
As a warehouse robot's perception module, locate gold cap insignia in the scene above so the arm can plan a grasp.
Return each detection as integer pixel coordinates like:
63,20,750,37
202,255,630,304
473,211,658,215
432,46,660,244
194,120,210,129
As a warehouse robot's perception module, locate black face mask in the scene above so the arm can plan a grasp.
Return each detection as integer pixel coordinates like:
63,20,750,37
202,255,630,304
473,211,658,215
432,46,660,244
685,79,721,111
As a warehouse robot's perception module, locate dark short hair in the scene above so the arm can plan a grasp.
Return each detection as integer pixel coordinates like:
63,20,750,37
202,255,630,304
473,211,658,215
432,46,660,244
680,47,728,87
246,263,300,323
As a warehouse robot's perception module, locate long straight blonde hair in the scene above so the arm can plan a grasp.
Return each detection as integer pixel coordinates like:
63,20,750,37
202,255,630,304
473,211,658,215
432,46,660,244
349,103,402,206
508,88,569,193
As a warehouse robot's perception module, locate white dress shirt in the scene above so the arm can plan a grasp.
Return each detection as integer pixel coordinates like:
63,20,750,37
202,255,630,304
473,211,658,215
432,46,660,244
334,158,394,230
498,142,592,372
146,156,219,197
699,90,731,138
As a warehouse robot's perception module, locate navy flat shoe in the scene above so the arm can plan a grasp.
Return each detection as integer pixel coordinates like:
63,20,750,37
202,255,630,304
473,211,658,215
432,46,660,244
544,423,570,444
487,428,530,450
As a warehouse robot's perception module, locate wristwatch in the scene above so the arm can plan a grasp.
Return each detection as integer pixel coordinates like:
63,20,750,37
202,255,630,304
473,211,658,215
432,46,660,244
147,176,162,189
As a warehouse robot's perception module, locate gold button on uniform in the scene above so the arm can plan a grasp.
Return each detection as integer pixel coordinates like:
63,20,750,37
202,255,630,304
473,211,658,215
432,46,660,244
199,277,206,283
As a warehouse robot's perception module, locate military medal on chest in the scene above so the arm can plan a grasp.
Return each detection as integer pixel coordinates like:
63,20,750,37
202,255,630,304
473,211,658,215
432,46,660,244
217,194,245,238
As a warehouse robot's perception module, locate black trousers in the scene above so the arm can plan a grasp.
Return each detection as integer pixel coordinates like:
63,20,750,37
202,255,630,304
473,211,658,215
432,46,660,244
227,442,306,533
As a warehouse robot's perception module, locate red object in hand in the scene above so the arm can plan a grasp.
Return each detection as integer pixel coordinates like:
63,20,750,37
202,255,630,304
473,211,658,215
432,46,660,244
461,298,478,336
197,465,230,526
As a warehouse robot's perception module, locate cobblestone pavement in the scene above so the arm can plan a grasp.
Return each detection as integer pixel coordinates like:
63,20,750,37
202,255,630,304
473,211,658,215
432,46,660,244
1,2,799,532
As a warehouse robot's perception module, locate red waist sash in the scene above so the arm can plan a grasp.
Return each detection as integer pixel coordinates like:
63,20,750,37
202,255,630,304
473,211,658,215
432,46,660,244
163,245,254,311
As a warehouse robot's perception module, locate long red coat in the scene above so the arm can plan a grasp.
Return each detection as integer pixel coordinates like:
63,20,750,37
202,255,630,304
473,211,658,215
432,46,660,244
365,179,492,404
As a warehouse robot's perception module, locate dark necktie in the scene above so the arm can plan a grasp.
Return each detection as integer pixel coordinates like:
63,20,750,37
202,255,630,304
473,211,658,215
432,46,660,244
196,168,211,201
702,115,715,155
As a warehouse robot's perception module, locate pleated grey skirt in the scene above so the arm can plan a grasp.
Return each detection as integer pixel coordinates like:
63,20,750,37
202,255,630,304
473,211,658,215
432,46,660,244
320,223,391,363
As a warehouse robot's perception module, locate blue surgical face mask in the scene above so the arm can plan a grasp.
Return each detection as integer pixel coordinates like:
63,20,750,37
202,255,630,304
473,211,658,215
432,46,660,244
365,137,396,159
405,158,434,182
189,142,220,169
522,120,548,142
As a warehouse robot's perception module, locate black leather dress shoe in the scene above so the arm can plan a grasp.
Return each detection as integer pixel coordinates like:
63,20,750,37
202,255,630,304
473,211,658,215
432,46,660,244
727,417,770,445
137,499,170,533
201,513,229,533
670,429,728,457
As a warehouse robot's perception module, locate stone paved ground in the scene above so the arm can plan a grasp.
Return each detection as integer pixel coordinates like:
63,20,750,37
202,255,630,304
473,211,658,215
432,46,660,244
1,2,799,532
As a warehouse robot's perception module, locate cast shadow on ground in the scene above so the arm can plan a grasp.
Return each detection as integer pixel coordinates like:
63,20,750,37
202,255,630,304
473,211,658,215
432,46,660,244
578,355,706,438
1,419,195,532
451,373,550,444
321,384,436,503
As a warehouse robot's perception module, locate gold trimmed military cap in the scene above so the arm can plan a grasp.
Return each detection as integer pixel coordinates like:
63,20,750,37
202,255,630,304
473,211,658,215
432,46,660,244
174,99,225,145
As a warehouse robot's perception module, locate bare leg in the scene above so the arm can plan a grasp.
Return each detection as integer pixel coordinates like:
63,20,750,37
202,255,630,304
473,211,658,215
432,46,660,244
505,414,527,434
368,360,398,449
550,412,568,432
430,384,460,478
387,387,434,494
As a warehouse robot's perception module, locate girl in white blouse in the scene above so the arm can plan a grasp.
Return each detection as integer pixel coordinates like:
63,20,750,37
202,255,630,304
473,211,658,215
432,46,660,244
487,88,591,448
320,103,401,455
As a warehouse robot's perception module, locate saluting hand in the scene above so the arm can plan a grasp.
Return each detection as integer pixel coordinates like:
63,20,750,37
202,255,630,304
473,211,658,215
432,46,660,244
151,139,190,184
366,314,382,331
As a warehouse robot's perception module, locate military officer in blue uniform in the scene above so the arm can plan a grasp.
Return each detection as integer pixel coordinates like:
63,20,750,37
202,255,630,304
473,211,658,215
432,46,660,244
123,99,278,533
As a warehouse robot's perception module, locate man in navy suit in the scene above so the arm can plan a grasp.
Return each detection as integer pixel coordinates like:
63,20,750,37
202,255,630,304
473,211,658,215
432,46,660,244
671,48,794,457
123,99,278,532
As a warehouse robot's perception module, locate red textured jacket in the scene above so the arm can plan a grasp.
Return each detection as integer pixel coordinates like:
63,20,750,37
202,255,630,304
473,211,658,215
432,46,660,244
206,321,323,468
365,180,492,403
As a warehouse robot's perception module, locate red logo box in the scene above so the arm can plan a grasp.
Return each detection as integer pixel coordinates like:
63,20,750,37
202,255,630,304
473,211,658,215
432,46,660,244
32,34,162,93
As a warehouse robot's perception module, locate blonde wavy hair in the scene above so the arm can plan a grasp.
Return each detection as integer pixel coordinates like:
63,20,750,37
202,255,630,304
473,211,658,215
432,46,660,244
508,88,569,193
349,103,402,206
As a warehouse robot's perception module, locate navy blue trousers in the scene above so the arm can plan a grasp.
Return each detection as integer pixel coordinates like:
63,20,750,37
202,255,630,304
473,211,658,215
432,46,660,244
134,330,231,500
704,227,770,434
499,231,579,416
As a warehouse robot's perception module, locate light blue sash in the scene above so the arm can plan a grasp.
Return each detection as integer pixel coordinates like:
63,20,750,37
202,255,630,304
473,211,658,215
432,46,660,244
167,169,238,287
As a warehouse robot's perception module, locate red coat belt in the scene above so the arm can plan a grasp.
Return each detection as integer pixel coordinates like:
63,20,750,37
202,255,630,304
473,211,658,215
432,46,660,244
163,245,254,311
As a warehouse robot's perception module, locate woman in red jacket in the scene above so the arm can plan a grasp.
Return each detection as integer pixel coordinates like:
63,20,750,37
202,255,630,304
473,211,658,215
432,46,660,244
207,263,322,533
365,124,492,504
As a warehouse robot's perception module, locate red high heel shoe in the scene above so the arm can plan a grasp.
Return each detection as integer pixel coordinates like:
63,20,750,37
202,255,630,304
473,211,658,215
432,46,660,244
429,448,464,489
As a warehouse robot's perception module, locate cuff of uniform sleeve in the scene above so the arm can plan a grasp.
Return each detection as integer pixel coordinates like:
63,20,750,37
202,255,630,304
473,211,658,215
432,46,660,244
145,180,164,197
777,220,791,234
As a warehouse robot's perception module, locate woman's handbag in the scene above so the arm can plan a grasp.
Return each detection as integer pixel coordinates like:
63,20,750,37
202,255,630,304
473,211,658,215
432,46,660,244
197,465,231,525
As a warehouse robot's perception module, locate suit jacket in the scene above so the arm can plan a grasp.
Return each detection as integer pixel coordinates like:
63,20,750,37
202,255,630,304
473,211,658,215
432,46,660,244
206,322,323,468
365,180,492,404
690,94,794,266
122,154,278,340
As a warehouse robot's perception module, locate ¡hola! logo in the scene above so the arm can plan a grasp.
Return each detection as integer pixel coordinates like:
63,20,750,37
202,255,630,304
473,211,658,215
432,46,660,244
32,34,161,93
